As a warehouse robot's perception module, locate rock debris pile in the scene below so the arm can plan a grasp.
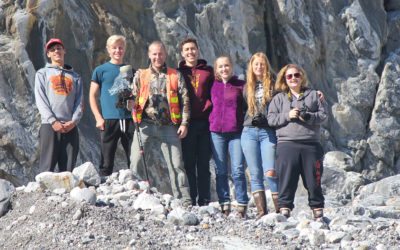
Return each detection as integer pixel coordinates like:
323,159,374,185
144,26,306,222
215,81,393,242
0,162,400,249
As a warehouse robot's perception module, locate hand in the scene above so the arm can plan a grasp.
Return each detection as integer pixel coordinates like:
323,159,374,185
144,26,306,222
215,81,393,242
177,125,188,139
96,117,105,131
289,108,299,120
317,90,325,102
51,121,65,133
127,99,134,111
62,121,76,133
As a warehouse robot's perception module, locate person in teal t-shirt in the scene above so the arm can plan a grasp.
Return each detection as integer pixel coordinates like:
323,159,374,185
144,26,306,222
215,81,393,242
89,35,135,176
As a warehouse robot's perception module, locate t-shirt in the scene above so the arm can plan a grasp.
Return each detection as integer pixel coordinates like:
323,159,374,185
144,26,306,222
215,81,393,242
91,62,132,119
255,81,264,114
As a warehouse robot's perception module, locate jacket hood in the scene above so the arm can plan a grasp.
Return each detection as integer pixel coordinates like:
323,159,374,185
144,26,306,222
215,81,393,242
178,59,208,70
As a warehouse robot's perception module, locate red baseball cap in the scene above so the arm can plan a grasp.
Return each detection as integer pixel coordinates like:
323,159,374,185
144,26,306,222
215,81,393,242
45,38,64,51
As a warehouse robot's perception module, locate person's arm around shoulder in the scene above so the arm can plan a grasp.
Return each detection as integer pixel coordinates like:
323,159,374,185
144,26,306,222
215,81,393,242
267,93,291,127
305,90,328,125
177,71,190,139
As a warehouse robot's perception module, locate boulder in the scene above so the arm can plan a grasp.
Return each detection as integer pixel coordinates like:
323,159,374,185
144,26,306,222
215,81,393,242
133,191,161,210
0,179,15,217
35,172,81,192
70,187,97,205
72,162,101,187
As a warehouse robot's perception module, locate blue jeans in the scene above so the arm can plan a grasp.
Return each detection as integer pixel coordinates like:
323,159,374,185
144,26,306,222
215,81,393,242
241,126,277,193
211,132,249,205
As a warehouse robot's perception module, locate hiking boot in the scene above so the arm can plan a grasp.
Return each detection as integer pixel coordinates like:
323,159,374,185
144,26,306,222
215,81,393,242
221,204,231,216
253,191,267,219
237,205,247,219
313,208,324,221
280,208,291,218
271,192,279,213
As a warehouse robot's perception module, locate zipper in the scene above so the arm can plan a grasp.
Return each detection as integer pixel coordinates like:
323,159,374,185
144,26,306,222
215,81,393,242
221,82,226,132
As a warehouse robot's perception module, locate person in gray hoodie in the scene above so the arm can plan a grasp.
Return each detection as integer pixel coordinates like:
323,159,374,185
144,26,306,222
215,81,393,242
34,38,83,173
267,64,327,221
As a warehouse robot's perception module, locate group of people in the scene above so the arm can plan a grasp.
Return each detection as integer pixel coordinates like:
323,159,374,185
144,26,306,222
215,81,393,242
34,35,327,221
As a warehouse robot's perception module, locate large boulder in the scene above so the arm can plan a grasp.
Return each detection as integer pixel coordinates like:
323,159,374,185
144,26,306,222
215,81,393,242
35,172,82,192
72,162,101,187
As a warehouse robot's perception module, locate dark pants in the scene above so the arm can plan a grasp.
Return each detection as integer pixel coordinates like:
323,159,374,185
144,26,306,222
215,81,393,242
181,120,212,206
276,141,324,210
39,124,79,173
100,119,134,176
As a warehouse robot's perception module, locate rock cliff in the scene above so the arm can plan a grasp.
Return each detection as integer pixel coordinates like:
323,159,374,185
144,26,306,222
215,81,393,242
0,0,399,191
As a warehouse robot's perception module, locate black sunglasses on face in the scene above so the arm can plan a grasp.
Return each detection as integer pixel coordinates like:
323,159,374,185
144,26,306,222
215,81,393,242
48,46,64,52
285,72,301,80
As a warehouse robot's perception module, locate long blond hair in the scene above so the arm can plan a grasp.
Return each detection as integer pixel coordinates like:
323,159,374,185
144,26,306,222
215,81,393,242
246,52,273,116
275,64,308,93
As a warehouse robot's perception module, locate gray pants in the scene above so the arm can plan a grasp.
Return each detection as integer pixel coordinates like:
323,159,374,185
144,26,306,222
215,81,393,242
39,124,79,173
130,122,191,201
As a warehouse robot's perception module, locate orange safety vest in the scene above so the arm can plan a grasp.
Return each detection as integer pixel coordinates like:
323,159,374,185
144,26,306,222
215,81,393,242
132,68,182,125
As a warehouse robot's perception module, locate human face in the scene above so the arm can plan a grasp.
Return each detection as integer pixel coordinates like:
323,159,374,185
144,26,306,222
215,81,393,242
107,41,125,64
46,44,65,66
181,42,199,67
252,57,265,80
148,43,167,71
285,67,302,93
216,57,232,82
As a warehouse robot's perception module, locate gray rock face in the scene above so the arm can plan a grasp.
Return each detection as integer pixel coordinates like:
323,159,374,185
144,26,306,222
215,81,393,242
0,0,399,194
0,179,15,217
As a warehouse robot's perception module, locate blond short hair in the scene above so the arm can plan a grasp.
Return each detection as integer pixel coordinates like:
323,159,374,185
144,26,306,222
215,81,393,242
106,35,126,48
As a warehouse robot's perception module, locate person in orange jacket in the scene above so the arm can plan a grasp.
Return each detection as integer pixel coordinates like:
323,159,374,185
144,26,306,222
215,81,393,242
130,41,191,205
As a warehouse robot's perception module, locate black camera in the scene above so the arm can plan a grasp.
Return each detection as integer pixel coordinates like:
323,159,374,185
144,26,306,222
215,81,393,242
116,89,135,109
298,107,311,121
251,114,266,126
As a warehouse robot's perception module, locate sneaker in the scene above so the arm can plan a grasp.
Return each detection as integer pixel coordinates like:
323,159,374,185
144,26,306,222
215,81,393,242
280,208,291,218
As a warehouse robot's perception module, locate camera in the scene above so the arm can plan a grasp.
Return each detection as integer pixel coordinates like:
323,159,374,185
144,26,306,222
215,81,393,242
298,107,311,121
116,89,135,109
251,114,266,126
109,65,136,110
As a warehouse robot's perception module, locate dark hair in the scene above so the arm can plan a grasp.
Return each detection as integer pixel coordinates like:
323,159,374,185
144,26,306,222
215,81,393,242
179,38,198,51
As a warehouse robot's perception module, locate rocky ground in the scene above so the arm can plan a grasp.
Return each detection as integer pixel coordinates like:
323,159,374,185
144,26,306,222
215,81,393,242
0,162,400,250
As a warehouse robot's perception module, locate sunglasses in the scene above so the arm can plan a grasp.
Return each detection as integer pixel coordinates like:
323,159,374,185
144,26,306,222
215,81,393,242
48,46,64,52
285,72,301,80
